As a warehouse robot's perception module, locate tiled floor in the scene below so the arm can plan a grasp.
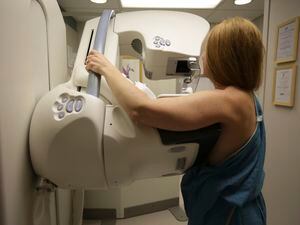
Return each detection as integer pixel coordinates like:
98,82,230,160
83,210,187,225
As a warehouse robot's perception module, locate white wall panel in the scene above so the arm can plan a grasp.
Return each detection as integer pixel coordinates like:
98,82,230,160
263,0,300,225
0,0,70,224
0,0,47,224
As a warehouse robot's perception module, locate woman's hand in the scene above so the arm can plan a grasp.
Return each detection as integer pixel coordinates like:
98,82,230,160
85,50,116,76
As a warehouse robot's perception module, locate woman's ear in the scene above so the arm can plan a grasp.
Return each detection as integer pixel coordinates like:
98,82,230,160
199,54,204,75
200,52,209,76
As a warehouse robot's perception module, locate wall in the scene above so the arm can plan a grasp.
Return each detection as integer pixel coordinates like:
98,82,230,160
77,22,86,42
0,1,71,225
0,1,43,224
253,15,264,31
263,0,300,225
66,24,80,77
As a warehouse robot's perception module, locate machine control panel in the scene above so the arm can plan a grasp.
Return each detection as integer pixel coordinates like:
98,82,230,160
61,95,69,103
57,103,64,111
53,93,85,120
75,99,84,112
153,36,171,48
66,99,75,113
58,111,65,119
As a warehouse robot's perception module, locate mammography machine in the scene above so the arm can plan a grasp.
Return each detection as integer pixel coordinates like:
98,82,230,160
30,9,221,190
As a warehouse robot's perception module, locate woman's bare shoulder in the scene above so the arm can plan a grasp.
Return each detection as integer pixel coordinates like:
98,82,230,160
194,87,252,123
218,87,254,121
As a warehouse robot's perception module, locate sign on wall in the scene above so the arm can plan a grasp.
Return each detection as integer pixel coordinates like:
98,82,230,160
275,17,299,64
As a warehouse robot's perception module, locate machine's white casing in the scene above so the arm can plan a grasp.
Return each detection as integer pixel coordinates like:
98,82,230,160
72,11,210,95
30,85,107,188
71,16,119,104
115,11,209,80
30,10,210,189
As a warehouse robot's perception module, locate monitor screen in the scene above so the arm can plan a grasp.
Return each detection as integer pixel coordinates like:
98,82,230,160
176,60,190,73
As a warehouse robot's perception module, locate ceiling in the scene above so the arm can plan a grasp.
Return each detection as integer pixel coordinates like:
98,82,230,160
57,0,264,23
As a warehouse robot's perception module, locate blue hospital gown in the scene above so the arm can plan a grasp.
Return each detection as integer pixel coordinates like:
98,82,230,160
181,96,266,225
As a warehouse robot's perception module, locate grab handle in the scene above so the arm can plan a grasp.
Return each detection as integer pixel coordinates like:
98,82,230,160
87,9,115,97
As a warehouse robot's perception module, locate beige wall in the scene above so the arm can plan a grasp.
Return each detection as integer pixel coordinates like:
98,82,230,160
0,1,71,225
77,22,86,42
66,24,80,77
263,0,300,225
0,1,44,224
253,15,264,31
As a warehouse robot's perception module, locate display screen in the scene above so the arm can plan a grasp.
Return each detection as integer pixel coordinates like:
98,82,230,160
176,60,190,73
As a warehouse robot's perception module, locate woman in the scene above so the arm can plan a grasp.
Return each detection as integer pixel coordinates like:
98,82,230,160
86,17,266,225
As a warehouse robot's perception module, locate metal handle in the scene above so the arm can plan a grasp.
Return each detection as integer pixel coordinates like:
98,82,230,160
87,9,115,97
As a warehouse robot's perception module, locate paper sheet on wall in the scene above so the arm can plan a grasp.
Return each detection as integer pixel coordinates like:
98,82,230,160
276,21,297,61
274,68,293,103
120,58,141,82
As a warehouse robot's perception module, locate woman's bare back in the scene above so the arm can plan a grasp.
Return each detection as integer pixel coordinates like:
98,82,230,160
208,87,258,165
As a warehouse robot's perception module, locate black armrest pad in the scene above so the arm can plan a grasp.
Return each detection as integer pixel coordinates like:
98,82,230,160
157,123,222,165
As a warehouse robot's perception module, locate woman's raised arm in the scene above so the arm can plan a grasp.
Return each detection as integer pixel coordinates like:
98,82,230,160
86,50,234,131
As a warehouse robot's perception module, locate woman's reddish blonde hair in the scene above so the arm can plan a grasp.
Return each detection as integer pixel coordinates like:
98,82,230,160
205,17,264,91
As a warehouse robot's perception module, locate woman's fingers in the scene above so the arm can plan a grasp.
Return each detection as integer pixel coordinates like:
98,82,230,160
86,62,99,74
86,55,97,62
89,49,98,55
89,50,103,58
85,55,105,74
86,55,100,66
85,50,114,75
86,54,103,64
